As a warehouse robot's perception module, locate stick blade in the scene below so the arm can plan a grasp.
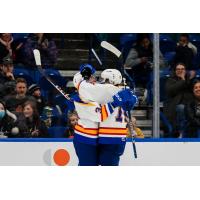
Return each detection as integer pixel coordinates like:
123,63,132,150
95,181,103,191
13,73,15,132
33,49,42,66
101,41,121,58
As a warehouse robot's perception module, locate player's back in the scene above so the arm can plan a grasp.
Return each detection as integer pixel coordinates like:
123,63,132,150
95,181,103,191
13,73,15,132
78,81,121,104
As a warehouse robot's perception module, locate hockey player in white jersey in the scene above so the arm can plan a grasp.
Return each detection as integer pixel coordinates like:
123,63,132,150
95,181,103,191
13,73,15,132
73,64,137,166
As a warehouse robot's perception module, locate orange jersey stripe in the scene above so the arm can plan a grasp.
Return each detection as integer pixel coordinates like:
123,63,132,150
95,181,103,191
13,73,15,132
99,128,128,134
75,124,98,135
77,80,83,91
101,105,108,121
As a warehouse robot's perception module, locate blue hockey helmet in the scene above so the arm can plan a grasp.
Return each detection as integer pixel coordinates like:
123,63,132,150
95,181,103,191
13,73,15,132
79,63,96,80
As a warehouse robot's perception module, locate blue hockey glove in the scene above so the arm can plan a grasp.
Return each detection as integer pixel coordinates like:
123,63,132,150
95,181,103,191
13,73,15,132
111,89,132,107
123,91,138,111
111,89,138,110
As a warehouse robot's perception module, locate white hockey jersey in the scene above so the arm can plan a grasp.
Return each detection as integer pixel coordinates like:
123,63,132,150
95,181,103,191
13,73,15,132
74,80,137,144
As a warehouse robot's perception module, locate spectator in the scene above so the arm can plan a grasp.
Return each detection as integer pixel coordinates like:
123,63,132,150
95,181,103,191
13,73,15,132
28,84,46,115
17,101,48,138
124,33,165,88
65,111,78,138
0,33,24,64
185,80,200,137
164,63,195,137
173,33,197,70
4,78,35,113
0,56,16,98
0,100,19,138
23,33,57,68
127,116,144,138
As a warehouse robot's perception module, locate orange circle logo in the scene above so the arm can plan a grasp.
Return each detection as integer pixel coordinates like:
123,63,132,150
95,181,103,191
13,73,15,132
53,149,70,166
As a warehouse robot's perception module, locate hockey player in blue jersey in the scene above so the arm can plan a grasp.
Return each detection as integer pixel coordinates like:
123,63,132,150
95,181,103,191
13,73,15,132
72,64,137,166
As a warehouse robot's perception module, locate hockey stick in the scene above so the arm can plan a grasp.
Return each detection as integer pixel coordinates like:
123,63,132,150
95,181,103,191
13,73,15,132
101,41,122,58
33,49,73,102
101,41,137,159
91,48,103,66
123,78,137,159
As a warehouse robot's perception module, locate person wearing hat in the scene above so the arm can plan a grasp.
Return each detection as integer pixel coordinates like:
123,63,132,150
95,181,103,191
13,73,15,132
0,100,20,138
0,55,15,83
28,84,46,115
0,56,16,98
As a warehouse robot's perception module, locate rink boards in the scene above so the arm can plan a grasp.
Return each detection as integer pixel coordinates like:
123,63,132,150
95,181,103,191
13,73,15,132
0,138,199,166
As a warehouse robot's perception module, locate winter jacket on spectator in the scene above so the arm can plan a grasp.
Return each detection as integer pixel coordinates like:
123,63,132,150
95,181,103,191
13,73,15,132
0,34,24,64
125,45,165,70
185,80,200,137
173,45,194,70
0,71,16,98
0,100,20,138
185,99,200,137
16,113,48,138
164,71,193,132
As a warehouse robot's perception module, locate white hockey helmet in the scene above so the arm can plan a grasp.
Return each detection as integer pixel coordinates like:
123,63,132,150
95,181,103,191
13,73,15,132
101,69,122,85
73,72,83,88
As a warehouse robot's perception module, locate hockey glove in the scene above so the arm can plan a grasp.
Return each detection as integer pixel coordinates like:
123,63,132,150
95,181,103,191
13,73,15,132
111,89,138,111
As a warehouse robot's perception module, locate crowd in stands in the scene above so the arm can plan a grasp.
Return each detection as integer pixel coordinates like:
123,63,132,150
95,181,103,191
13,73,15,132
0,33,73,138
121,33,200,138
2,33,200,138
161,34,200,138
124,33,165,88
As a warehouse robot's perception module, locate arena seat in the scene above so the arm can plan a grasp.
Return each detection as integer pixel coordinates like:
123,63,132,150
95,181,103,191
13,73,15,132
146,69,171,105
164,51,176,64
53,94,75,111
13,68,34,86
192,53,200,70
195,69,200,79
160,34,176,54
120,33,137,47
160,111,173,137
189,34,200,51
12,33,29,42
38,68,66,91
48,126,68,138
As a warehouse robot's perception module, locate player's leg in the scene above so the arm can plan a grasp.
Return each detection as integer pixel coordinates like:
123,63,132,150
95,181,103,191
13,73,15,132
73,138,98,166
98,142,126,166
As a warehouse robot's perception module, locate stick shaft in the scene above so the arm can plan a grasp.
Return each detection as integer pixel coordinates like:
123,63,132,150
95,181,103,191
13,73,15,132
37,65,72,101
91,48,102,65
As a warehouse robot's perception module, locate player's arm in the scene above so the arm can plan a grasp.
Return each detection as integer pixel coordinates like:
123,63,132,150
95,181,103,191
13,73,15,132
74,89,138,122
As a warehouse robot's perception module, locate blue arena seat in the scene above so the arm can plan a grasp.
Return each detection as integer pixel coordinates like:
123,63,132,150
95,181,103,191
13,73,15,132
48,126,68,138
192,53,200,70
38,69,66,91
13,68,34,86
160,111,173,137
34,68,61,82
195,69,200,79
12,33,29,42
164,51,176,64
53,94,75,111
189,34,200,51
159,71,171,102
146,69,171,105
160,34,176,54
120,33,137,48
